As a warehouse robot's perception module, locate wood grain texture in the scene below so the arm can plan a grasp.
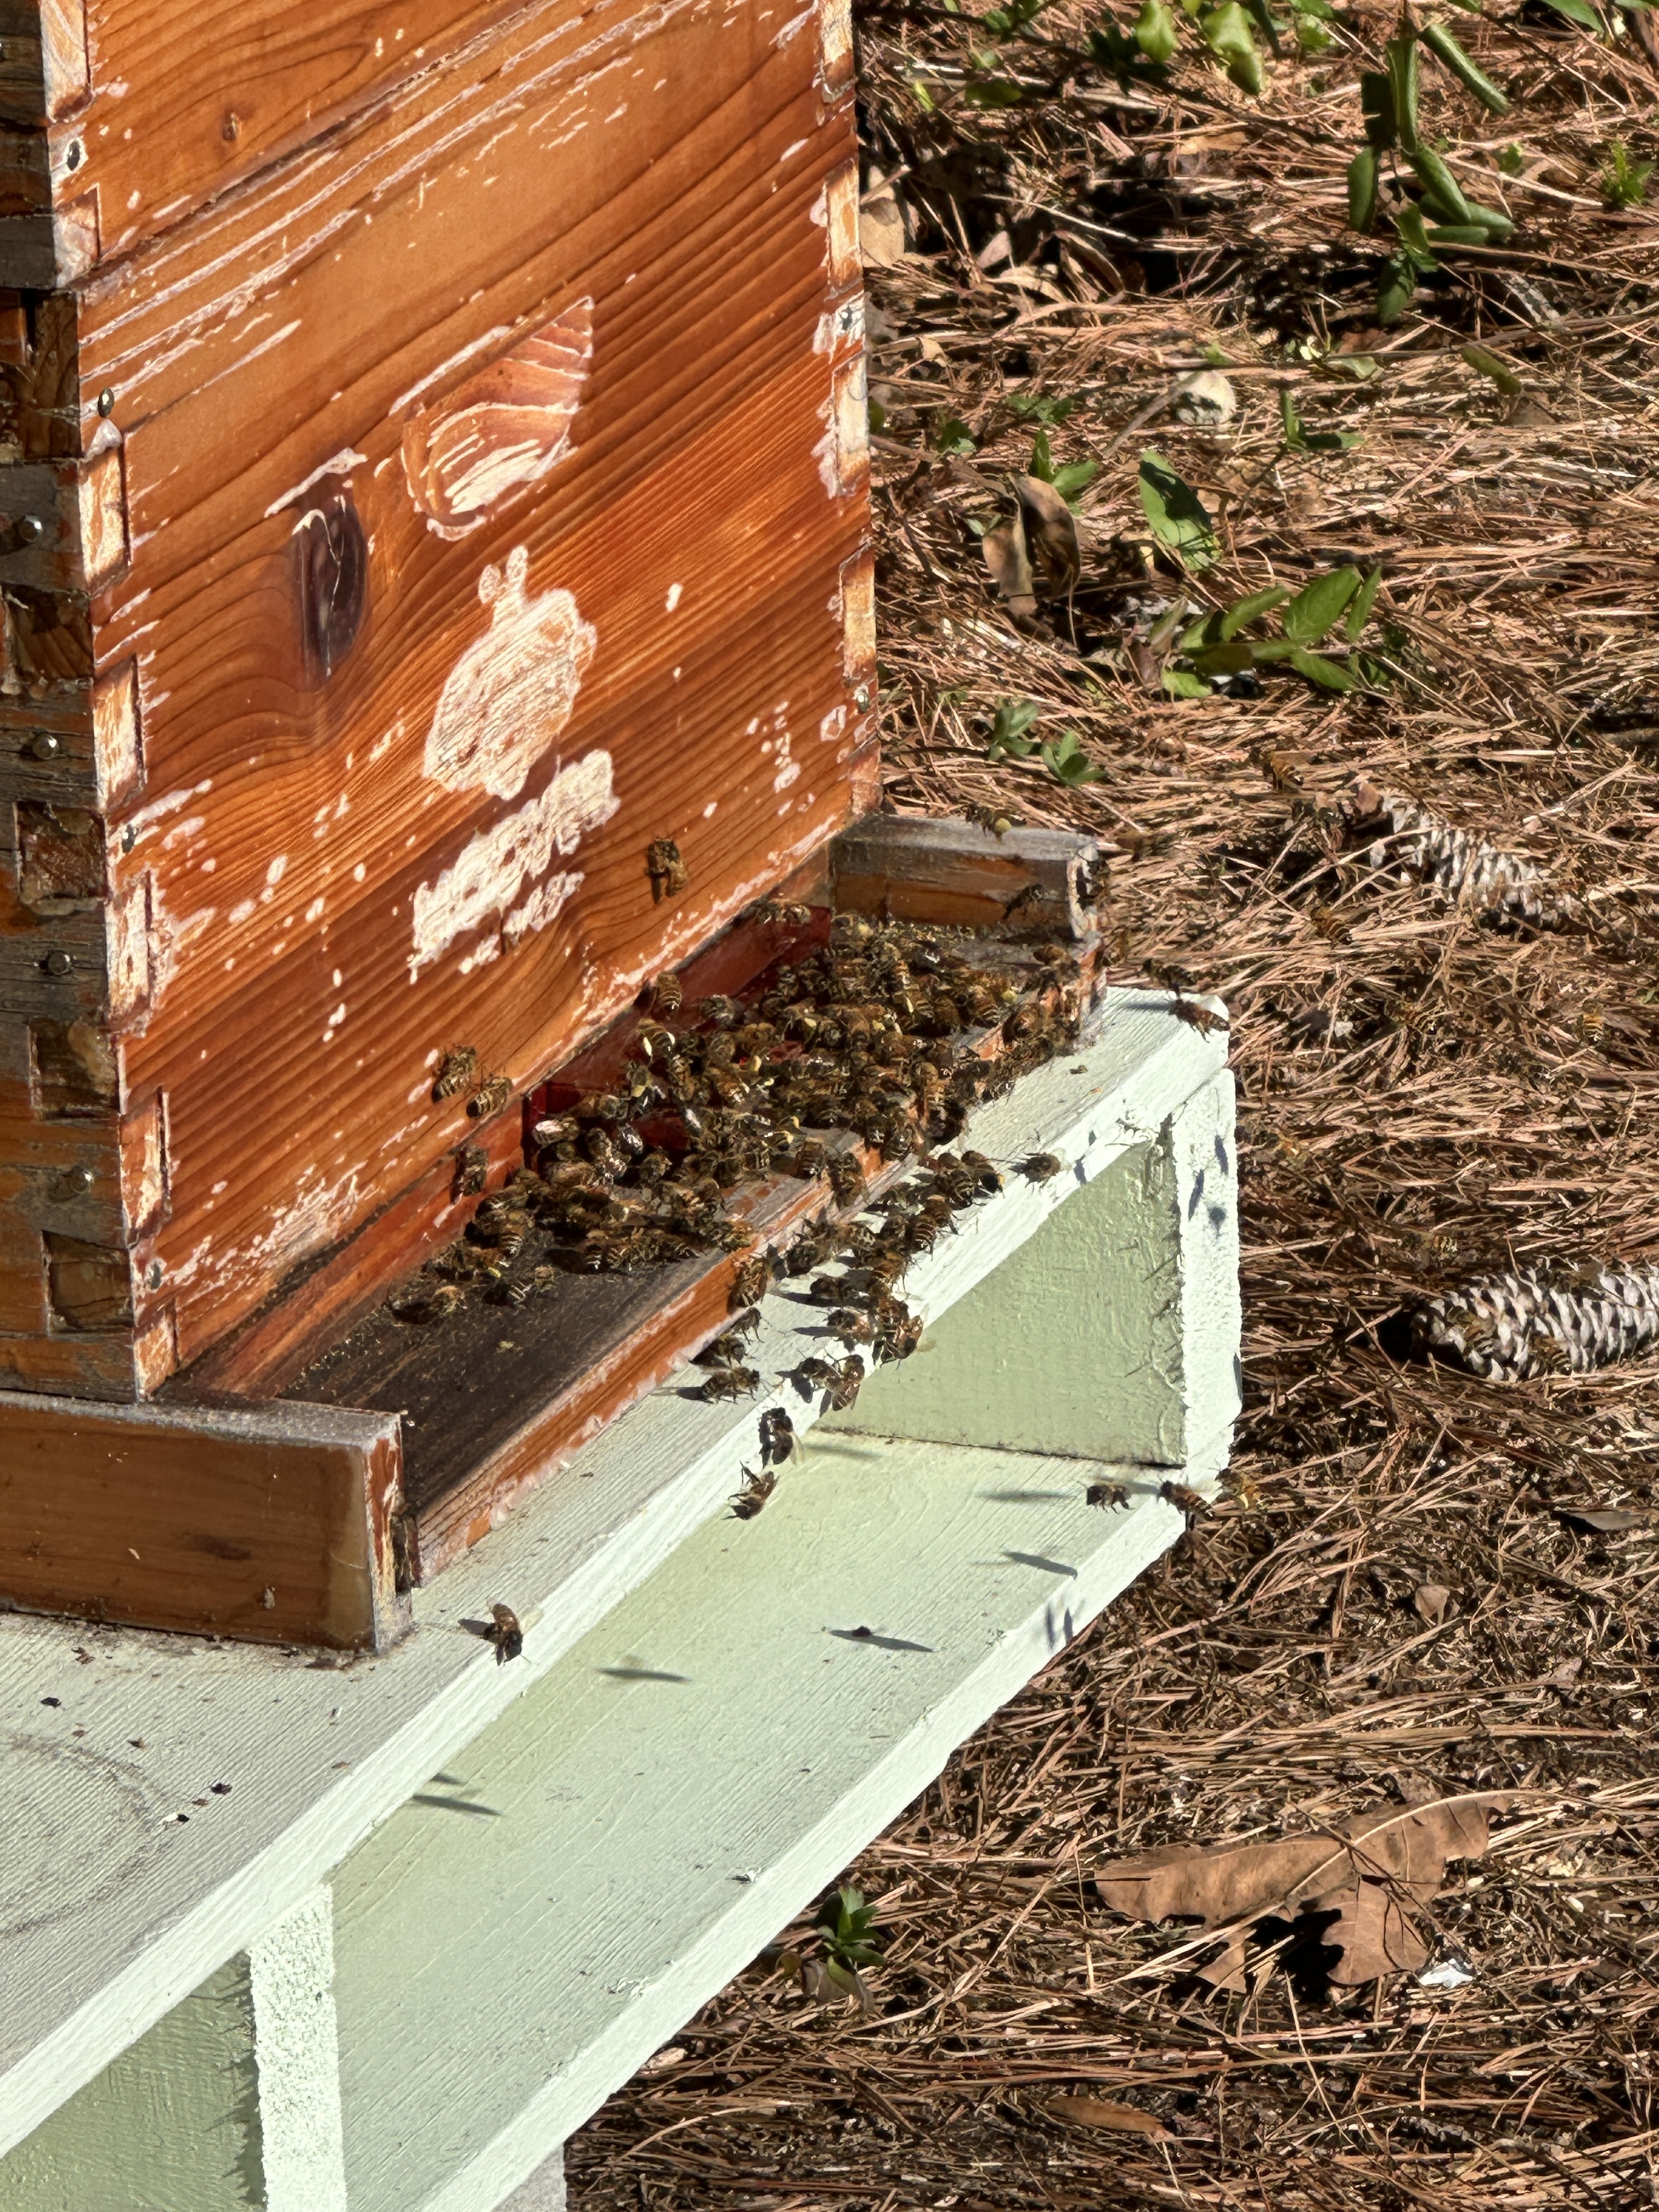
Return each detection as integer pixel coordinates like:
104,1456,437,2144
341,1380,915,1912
0,0,869,1416
832,810,1109,938
0,1387,409,1647
0,0,541,271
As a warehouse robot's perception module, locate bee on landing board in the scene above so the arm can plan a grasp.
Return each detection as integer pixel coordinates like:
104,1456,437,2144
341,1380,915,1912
1018,1151,1064,1184
646,838,688,901
637,973,684,1017
759,1407,799,1464
462,1602,524,1664
730,1465,777,1520
698,1363,760,1402
432,1045,479,1102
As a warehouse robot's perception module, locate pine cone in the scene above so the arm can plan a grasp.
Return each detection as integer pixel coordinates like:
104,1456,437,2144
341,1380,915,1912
1414,1265,1659,1381
1352,780,1576,930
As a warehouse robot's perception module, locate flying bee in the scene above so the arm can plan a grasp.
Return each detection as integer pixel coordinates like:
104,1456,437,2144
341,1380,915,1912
698,1363,760,1402
574,1091,622,1122
388,1282,464,1324
1019,1151,1063,1184
432,1045,480,1101
1160,1480,1209,1519
451,1144,488,1201
1148,960,1197,995
827,1154,865,1206
1173,999,1229,1036
826,1306,874,1346
759,1407,800,1464
468,1073,512,1120
730,1465,778,1520
646,837,688,901
464,1602,524,1665
1087,1480,1130,1511
965,804,1021,839
637,973,684,1017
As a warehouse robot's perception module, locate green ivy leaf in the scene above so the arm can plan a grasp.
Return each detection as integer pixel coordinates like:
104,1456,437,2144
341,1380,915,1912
1135,0,1182,60
964,76,1026,105
1533,0,1602,26
1162,667,1213,697
1199,0,1263,89
1376,253,1418,325
1052,459,1101,502
933,416,978,457
1220,584,1291,638
1290,646,1358,690
1138,449,1217,569
1282,567,1362,644
1345,563,1384,640
1041,730,1105,785
988,697,1041,758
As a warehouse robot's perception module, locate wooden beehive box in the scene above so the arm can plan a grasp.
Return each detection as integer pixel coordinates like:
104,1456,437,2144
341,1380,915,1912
0,0,871,1634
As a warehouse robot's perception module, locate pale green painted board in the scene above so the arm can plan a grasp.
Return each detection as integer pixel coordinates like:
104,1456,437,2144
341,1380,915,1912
835,1068,1239,1465
329,1423,1230,2212
0,1957,262,2212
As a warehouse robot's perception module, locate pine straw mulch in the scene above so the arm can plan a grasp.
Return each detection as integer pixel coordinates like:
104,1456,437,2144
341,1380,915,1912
568,5,1659,2205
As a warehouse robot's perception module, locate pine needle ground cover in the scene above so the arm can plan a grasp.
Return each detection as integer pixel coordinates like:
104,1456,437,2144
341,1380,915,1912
569,6,1659,2204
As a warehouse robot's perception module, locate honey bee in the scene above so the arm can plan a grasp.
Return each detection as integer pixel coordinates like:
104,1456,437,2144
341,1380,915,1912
826,1306,874,1346
792,1355,838,1398
698,994,742,1029
1148,961,1197,995
467,1073,512,1120
792,1140,829,1182
1172,1000,1229,1036
865,1248,909,1289
452,1144,488,1201
485,1276,532,1307
730,1465,778,1519
432,1045,480,1101
759,1406,800,1463
725,1304,764,1342
531,1115,578,1149
574,1091,622,1122
874,1307,922,1361
699,1363,760,1401
827,1154,865,1206
965,804,1022,838
748,897,813,926
825,1354,865,1410
730,1252,773,1310
582,1128,627,1180
465,1601,524,1664
647,837,688,901
1086,1480,1130,1511
1160,1480,1208,1519
1002,882,1045,922
697,1327,757,1368
962,1149,1003,1194
1018,1151,1064,1183
808,1272,850,1305
638,973,684,1017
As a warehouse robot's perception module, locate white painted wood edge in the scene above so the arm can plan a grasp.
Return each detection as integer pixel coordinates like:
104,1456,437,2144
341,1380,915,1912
0,992,1226,2161
408,1424,1233,2212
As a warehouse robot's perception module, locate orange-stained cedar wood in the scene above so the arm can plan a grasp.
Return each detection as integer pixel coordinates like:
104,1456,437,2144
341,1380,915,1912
0,1388,409,1649
0,0,871,1407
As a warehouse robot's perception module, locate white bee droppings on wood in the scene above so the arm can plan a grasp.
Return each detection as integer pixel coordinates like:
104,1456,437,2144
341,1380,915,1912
409,752,618,977
402,301,591,537
423,545,597,802
665,582,683,611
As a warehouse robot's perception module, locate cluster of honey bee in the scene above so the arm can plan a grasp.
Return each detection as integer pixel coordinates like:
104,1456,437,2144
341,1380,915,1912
391,912,1082,1331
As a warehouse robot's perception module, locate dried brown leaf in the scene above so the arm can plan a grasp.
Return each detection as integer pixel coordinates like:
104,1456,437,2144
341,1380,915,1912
981,516,1035,619
1013,472,1081,593
1049,2095,1173,2140
1413,1582,1453,1626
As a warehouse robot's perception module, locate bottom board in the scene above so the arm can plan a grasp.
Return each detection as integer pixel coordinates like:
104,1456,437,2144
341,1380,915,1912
328,1425,1232,2212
